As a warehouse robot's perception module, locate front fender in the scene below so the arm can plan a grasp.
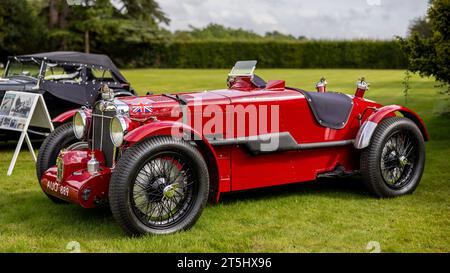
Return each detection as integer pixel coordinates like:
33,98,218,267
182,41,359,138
52,108,92,124
123,121,222,202
354,105,428,149
124,121,203,144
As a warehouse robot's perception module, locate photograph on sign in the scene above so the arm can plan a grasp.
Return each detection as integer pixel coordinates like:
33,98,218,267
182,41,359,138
0,93,15,115
0,91,54,176
1,116,11,127
0,92,36,131
2,117,27,130
10,94,34,118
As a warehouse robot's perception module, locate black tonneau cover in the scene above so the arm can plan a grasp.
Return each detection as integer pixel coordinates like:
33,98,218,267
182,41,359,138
290,88,354,130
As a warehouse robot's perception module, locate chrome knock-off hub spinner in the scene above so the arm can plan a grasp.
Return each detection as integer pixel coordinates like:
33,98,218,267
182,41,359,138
163,184,178,199
399,155,409,168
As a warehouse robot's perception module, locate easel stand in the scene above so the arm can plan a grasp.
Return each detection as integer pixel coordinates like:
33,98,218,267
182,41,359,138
7,131,37,176
0,92,54,176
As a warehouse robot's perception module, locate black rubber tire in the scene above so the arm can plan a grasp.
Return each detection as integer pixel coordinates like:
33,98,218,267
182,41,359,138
361,117,425,197
109,136,209,236
36,122,78,203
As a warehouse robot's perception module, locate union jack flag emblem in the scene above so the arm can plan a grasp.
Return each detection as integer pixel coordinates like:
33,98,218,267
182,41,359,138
132,103,153,114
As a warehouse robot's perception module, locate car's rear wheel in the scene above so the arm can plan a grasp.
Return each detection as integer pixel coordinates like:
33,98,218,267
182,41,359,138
361,117,425,197
109,136,209,236
36,122,87,203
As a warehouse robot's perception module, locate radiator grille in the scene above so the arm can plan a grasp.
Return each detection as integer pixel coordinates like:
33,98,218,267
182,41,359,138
92,105,116,167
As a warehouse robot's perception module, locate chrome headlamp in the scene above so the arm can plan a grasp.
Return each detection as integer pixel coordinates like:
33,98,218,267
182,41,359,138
110,115,127,147
73,110,87,140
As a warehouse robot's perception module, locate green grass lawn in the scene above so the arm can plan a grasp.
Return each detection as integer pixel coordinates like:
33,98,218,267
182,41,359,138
0,69,449,252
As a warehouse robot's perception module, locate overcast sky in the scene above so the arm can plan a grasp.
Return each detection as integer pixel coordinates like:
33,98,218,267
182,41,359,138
158,0,429,39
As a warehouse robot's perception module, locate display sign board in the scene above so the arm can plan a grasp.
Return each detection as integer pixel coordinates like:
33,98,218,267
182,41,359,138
0,91,54,175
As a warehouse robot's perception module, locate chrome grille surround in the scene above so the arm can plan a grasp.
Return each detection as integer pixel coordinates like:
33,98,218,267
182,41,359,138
90,99,129,167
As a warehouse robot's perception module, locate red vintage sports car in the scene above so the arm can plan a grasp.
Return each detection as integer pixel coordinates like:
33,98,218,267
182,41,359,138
37,61,427,236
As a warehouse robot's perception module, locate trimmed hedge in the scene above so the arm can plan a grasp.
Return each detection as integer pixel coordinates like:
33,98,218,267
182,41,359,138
102,40,407,69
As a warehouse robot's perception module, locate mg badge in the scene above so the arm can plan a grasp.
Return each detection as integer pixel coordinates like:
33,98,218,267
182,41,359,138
56,153,64,182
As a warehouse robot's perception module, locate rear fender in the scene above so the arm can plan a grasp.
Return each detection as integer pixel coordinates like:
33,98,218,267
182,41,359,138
354,105,428,149
123,121,222,203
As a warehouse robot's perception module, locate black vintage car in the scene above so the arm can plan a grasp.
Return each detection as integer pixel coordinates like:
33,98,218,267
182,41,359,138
0,51,135,119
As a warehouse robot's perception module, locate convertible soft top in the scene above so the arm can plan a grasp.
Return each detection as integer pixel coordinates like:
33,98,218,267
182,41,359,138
13,51,128,84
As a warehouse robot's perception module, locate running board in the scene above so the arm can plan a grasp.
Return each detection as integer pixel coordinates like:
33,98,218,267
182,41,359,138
317,166,360,178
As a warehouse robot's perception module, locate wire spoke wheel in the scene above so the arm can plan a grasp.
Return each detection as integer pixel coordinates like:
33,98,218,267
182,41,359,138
380,131,418,189
130,152,198,229
109,137,209,236
361,117,425,198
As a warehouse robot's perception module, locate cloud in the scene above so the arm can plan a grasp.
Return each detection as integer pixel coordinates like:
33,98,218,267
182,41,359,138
158,0,429,39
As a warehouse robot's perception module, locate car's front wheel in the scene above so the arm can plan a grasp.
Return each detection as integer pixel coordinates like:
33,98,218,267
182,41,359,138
361,117,425,197
109,136,209,236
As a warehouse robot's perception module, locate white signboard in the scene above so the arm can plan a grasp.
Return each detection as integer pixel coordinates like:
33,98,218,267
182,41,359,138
0,91,54,175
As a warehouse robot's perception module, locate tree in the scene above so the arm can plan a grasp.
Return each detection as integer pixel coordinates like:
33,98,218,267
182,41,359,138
173,24,261,41
172,23,306,41
116,0,170,25
37,0,79,51
407,0,433,38
264,31,301,41
399,0,450,90
0,0,45,63
69,0,118,53
40,0,170,53
408,17,432,38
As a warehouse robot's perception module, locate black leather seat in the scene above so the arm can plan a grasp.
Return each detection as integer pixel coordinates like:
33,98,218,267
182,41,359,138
295,89,353,129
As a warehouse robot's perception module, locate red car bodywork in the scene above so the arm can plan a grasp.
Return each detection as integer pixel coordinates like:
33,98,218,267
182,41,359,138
42,76,428,207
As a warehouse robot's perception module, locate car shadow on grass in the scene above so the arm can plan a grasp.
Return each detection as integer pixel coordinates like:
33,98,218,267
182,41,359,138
218,175,371,205
2,176,370,240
